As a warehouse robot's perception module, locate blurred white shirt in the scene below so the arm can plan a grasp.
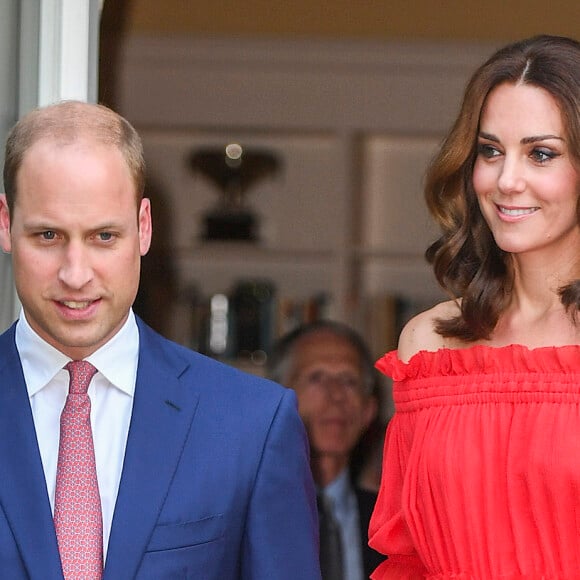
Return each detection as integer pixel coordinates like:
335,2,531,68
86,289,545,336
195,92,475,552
324,468,364,580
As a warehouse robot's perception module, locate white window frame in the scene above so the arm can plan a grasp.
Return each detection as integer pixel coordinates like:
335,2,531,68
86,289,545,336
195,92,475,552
1,0,100,329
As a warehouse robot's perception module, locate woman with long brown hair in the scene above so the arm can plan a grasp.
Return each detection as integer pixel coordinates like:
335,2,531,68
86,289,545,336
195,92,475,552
369,35,580,578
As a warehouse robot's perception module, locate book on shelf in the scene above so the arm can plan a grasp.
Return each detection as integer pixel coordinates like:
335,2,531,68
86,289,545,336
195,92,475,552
178,278,331,368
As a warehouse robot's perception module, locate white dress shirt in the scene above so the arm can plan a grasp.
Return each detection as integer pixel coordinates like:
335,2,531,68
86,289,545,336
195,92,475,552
16,309,139,559
324,468,364,580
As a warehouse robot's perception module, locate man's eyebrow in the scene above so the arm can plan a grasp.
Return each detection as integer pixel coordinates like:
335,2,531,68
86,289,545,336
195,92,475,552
21,221,57,232
21,221,123,232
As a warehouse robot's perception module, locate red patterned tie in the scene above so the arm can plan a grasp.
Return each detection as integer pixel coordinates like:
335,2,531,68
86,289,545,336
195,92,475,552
54,360,103,579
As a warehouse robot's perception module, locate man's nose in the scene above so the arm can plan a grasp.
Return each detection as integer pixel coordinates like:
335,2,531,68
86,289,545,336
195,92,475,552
58,243,93,289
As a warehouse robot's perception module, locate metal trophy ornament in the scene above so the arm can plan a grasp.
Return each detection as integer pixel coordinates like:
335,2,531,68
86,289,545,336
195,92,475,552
190,143,281,242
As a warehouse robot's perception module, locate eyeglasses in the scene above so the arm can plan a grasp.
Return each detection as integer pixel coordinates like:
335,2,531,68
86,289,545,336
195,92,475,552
299,369,368,396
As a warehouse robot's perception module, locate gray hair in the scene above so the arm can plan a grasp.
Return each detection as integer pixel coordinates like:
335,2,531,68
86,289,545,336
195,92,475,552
267,320,377,395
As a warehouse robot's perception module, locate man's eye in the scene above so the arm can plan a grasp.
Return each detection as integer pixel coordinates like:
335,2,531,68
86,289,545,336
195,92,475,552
41,231,56,240
306,371,324,384
341,376,360,389
98,232,113,241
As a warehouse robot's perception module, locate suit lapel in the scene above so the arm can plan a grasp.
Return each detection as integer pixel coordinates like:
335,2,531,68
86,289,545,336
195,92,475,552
356,487,385,577
0,326,64,579
103,322,200,579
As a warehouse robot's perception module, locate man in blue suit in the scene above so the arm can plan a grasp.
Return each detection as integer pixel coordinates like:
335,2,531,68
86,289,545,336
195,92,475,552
269,321,387,580
0,100,321,579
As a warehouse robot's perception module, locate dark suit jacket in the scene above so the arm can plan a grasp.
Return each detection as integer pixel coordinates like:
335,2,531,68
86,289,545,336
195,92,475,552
0,318,321,579
356,487,386,578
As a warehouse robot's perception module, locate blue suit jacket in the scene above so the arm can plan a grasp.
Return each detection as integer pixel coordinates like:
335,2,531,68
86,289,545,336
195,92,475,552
0,318,321,579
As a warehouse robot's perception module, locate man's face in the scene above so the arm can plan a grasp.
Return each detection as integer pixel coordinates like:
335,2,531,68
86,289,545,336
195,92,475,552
0,137,152,359
289,331,377,462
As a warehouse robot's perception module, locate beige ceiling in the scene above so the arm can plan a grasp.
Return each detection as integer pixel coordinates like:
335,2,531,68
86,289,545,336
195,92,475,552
127,0,580,42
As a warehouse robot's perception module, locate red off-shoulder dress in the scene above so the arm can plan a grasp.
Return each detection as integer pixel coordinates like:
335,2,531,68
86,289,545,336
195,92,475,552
369,345,580,579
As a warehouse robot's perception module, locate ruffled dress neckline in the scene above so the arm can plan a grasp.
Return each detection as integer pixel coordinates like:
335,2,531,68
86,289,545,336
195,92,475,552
377,343,580,381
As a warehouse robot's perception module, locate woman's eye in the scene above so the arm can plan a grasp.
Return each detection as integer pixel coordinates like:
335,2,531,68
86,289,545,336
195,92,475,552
477,143,500,159
531,148,556,163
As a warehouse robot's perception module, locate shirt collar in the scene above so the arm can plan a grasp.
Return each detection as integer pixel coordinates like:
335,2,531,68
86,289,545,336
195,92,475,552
16,309,139,398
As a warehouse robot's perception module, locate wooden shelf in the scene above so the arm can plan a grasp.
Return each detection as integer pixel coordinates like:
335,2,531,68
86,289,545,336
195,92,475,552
175,243,335,263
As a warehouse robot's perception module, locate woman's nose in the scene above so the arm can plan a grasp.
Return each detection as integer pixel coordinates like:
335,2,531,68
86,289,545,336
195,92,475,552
497,155,526,195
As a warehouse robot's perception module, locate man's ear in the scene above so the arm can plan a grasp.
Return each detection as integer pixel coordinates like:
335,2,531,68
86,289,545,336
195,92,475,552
138,197,152,256
0,194,12,253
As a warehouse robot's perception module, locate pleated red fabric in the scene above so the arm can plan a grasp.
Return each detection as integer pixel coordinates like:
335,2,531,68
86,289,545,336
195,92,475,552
369,345,580,579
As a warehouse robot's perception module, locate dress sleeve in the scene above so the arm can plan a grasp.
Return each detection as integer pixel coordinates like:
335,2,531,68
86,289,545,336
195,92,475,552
368,406,428,579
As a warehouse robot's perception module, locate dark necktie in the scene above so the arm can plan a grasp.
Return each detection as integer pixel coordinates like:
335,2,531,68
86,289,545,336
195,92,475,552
317,492,344,580
54,360,103,580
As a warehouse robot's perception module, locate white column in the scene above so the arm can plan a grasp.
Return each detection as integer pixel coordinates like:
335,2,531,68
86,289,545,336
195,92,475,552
20,0,100,111
0,0,101,330
0,0,19,332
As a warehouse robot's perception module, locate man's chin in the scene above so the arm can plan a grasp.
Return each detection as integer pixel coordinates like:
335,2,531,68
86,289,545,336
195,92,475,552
310,447,350,459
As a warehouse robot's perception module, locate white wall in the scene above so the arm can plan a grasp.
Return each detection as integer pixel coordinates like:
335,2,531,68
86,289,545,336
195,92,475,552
0,0,20,331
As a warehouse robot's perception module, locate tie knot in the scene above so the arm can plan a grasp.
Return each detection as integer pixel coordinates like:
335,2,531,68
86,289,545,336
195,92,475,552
65,360,98,395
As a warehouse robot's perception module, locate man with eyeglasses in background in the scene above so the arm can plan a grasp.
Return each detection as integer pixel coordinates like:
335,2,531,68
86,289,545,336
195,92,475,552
269,320,386,580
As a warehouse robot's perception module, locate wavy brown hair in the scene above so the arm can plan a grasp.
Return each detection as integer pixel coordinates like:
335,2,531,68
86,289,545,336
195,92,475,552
425,35,580,340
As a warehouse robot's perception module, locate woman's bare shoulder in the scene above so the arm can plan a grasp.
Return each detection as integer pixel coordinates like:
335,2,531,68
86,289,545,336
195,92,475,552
397,300,461,363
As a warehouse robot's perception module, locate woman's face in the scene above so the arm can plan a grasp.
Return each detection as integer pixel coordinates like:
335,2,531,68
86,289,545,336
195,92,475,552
473,82,580,260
